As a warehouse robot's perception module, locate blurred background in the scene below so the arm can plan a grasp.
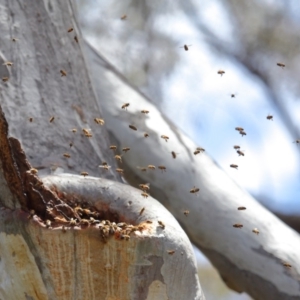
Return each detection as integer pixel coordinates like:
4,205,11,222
75,0,300,298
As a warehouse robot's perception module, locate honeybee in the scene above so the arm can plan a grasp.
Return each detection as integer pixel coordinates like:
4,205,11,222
82,128,92,137
122,147,130,153
63,153,71,158
74,36,78,43
230,164,238,169
237,206,246,210
266,114,273,121
129,125,137,131
233,223,243,228
60,69,67,76
230,93,237,98
116,168,124,174
139,184,150,192
171,151,178,159
217,70,225,76
29,117,33,122
282,262,292,268
144,133,149,138
293,139,300,144
194,150,200,155
69,142,73,148
3,61,13,66
67,27,73,32
2,77,9,82
190,187,200,194
29,168,38,174
158,220,165,229
12,38,18,42
141,110,149,114
109,145,117,151
196,147,205,153
180,44,192,51
233,145,240,150
148,165,156,170
70,128,77,133
122,103,130,110
120,14,127,20
235,127,244,132
49,116,55,123
183,210,190,216
141,192,149,198
277,63,285,69
252,228,259,235
137,166,147,172
240,131,246,137
45,220,51,228
158,165,166,172
114,155,122,163
81,171,88,177
99,164,111,171
237,150,245,156
161,135,169,142
69,218,77,226
146,220,153,224
167,250,175,255
94,118,105,125
139,207,145,216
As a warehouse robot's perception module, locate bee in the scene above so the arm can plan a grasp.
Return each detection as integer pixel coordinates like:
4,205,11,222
81,171,88,177
94,118,105,125
235,127,244,132
109,145,117,151
144,132,149,138
129,125,137,131
122,147,130,153
139,184,150,192
237,206,246,210
196,147,205,153
167,250,175,255
116,168,124,174
69,142,73,148
45,220,51,228
293,139,300,144
99,165,111,171
29,168,38,175
233,145,240,150
12,38,18,42
240,131,246,137
69,218,77,226
71,128,77,133
60,69,67,77
74,36,78,43
3,61,13,67
122,103,130,110
120,14,127,20
141,192,149,198
217,70,225,76
282,262,292,268
190,187,200,194
266,114,273,121
161,135,169,142
183,210,190,216
158,220,165,229
230,164,238,170
80,219,90,226
180,44,192,51
146,220,153,224
121,235,130,241
230,93,237,98
49,116,55,123
114,155,122,163
2,77,9,82
29,117,33,122
141,110,149,114
148,165,156,170
67,27,73,32
82,128,92,137
237,150,245,156
63,153,71,158
194,150,201,155
158,165,166,172
137,166,147,172
171,151,178,159
252,228,259,235
233,223,243,228
277,63,285,69
139,207,145,216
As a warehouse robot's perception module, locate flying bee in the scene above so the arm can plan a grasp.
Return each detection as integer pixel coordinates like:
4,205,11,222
233,223,243,228
266,114,273,121
99,164,111,171
180,44,192,51
183,210,190,216
190,187,200,194
29,168,38,175
120,14,127,20
196,147,205,153
82,128,92,137
237,206,246,210
81,171,88,177
29,117,33,122
171,151,179,159
109,145,117,151
141,192,149,198
237,150,245,156
161,135,169,142
60,69,67,76
129,125,137,131
282,262,292,268
114,155,122,163
218,70,225,76
2,77,9,82
67,27,73,32
3,61,13,66
74,36,78,43
122,147,130,153
49,116,55,123
146,220,153,224
63,153,71,158
148,165,156,170
293,139,300,144
235,127,244,132
121,103,130,110
12,38,18,42
239,131,246,137
137,166,147,172
69,142,73,148
167,250,175,255
70,128,77,133
139,207,145,216
141,110,149,114
277,63,285,69
230,164,238,170
116,168,124,174
194,150,200,155
144,133,149,138
158,220,165,229
45,220,51,228
252,228,259,235
139,183,150,192
233,145,240,150
158,165,166,172
94,118,105,125
230,93,238,98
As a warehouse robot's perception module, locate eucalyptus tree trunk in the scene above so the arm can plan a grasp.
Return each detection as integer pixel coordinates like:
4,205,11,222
0,1,203,300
